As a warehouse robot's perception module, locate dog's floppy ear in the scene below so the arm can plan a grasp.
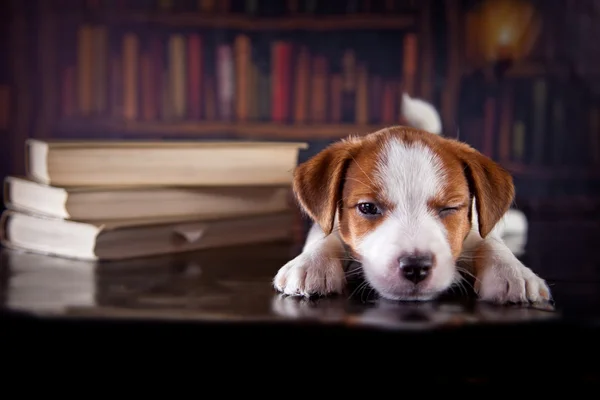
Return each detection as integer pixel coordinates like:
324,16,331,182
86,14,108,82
452,141,515,238
293,139,360,235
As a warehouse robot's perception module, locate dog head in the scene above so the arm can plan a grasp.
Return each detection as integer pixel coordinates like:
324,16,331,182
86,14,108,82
293,127,515,301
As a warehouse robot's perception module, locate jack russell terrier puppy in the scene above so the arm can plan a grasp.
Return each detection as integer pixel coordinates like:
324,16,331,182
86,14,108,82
274,94,551,305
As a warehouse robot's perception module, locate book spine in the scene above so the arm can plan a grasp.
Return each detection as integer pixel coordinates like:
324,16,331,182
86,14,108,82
187,33,203,120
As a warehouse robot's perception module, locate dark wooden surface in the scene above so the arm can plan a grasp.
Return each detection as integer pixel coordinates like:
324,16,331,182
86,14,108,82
0,240,561,324
1,214,600,384
1,216,599,320
0,239,565,323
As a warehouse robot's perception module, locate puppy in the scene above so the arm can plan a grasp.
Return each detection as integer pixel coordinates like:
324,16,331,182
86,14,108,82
273,94,551,304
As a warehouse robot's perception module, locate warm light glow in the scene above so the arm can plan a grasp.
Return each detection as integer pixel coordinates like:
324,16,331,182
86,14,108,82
469,0,541,64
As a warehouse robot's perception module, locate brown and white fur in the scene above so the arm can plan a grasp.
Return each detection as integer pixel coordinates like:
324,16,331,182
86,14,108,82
273,94,551,304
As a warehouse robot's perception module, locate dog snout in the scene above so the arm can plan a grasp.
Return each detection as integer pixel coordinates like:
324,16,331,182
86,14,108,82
398,253,434,284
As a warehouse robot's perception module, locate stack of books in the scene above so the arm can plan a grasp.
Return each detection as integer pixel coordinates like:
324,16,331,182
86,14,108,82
0,139,307,261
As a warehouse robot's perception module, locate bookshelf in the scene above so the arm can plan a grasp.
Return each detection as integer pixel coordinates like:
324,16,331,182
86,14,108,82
55,118,391,139
503,162,600,180
457,62,600,192
21,0,435,157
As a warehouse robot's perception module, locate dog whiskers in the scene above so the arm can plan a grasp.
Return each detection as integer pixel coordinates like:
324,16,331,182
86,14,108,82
450,275,471,296
331,257,359,262
345,269,364,278
455,265,478,281
363,287,376,303
349,280,370,301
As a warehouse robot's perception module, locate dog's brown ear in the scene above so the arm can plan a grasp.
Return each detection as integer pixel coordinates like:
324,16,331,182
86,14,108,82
452,141,515,238
293,139,360,235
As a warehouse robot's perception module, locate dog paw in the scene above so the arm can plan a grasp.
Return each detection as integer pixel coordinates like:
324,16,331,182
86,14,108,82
475,259,552,305
273,254,345,297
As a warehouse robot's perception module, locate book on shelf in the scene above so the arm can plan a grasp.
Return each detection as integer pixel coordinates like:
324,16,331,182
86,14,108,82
0,209,294,261
60,24,419,130
460,71,600,171
25,139,307,187
4,176,292,222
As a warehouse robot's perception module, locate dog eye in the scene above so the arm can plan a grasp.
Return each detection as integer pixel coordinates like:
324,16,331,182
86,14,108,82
438,207,459,218
357,202,380,215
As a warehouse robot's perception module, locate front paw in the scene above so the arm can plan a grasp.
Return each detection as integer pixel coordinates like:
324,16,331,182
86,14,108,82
476,259,552,305
273,254,345,297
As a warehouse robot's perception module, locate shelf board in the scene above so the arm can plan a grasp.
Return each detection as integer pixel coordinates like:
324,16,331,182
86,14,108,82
462,62,571,79
60,12,417,31
503,161,600,179
504,62,570,78
55,119,391,140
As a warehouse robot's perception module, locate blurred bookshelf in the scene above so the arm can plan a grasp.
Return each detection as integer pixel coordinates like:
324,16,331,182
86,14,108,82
55,118,390,139
60,12,418,31
454,0,600,204
28,0,433,149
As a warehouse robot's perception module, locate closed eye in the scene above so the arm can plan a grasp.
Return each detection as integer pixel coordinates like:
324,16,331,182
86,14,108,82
438,206,461,218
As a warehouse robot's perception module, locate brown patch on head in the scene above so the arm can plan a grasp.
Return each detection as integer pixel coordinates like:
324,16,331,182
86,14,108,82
292,136,362,234
438,138,515,238
400,125,515,250
337,135,389,251
426,144,472,259
404,126,515,254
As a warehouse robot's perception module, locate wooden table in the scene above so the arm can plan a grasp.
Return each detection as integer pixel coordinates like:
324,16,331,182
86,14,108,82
2,215,600,385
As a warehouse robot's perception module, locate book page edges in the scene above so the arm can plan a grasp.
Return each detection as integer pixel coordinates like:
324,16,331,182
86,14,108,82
4,176,296,193
3,176,12,208
0,210,102,261
0,209,106,235
0,208,11,243
24,139,50,184
25,138,309,150
3,177,71,219
1,209,293,232
0,210,293,261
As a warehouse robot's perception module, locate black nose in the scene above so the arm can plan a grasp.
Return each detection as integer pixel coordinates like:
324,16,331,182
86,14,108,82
399,253,433,284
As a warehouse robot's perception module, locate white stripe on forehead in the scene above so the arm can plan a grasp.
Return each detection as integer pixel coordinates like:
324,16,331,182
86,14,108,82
375,138,446,211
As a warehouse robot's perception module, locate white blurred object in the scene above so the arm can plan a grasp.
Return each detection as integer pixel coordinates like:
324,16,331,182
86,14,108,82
400,93,443,135
493,208,528,256
495,208,528,236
